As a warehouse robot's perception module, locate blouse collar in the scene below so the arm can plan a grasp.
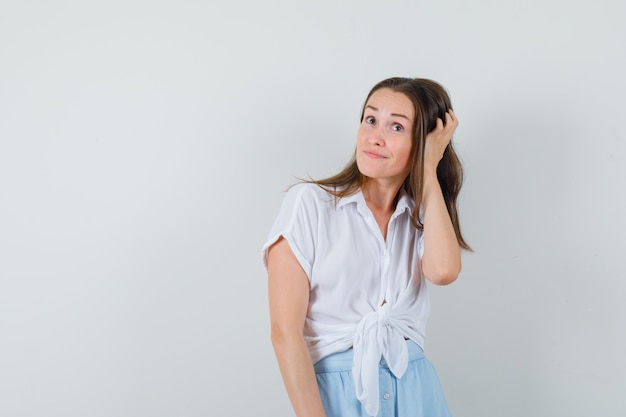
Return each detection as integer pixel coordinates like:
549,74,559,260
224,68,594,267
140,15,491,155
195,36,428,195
337,187,414,218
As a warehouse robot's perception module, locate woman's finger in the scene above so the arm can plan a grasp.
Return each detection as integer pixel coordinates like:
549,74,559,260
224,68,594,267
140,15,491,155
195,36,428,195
435,117,443,131
448,110,459,128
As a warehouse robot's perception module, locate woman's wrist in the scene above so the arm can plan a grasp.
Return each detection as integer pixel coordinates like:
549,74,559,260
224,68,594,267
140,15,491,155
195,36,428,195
422,168,440,196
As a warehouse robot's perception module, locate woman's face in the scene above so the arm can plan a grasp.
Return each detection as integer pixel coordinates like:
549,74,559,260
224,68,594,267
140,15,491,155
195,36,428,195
356,88,415,186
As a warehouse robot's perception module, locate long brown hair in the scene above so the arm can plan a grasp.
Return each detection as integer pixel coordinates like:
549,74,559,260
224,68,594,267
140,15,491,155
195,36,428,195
308,77,470,251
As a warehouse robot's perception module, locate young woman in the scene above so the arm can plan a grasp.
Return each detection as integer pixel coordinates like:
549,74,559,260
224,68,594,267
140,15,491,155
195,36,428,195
263,77,470,417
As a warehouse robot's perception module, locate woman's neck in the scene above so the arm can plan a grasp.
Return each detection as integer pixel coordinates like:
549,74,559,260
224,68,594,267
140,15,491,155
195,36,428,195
361,179,403,240
361,179,402,213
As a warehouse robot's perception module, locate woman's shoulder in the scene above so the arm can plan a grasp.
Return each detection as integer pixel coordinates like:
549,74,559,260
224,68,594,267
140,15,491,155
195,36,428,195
285,182,337,206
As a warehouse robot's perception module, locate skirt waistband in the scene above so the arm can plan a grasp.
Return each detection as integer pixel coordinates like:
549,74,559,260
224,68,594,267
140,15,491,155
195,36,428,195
313,340,424,373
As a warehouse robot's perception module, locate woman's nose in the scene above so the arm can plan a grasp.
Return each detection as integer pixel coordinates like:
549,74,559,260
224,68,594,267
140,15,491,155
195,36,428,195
369,126,385,146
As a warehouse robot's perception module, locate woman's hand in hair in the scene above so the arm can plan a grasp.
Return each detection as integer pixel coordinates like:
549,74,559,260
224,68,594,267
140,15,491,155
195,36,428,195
423,110,458,175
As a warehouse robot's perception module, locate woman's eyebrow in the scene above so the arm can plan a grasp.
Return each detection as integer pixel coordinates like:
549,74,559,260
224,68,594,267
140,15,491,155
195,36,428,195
391,113,409,121
365,105,409,121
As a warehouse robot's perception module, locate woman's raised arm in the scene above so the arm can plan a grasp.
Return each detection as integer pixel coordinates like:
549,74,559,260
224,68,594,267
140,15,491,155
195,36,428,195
421,111,462,285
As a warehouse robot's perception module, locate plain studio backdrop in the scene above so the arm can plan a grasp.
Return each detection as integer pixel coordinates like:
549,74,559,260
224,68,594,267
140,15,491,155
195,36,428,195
1,1,625,416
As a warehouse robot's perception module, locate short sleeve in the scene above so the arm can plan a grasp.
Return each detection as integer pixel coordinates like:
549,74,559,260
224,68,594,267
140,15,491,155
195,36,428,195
262,184,320,280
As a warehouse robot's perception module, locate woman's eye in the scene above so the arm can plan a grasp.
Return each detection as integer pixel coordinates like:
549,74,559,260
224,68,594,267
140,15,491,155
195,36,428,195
365,116,375,124
392,123,404,132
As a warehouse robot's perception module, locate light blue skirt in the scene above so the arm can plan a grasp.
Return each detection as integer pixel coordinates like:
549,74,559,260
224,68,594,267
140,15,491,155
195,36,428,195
314,341,452,417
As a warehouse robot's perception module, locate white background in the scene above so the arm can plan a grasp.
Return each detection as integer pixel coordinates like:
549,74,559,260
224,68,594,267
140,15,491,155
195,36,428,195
1,1,625,416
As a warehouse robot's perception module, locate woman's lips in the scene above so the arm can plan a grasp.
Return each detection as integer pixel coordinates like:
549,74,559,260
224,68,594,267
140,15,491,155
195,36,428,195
364,150,386,159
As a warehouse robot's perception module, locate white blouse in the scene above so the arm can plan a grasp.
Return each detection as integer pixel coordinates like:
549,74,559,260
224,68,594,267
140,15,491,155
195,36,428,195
262,183,430,416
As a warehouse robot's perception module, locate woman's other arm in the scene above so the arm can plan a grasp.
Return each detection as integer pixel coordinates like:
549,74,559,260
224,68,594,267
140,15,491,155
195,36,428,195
267,237,327,417
421,111,462,285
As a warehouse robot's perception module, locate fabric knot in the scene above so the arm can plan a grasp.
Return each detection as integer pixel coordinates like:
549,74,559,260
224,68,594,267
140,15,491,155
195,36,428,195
351,303,410,417
378,302,391,327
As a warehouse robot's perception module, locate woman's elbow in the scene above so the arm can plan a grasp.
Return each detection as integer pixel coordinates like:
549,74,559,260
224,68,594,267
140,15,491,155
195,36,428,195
270,325,302,354
423,262,461,285
270,325,287,349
